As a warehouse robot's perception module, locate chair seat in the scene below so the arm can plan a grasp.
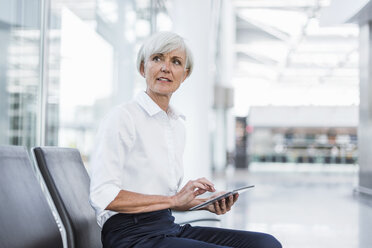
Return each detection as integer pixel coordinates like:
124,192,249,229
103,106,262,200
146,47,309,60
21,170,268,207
33,147,101,248
0,145,63,248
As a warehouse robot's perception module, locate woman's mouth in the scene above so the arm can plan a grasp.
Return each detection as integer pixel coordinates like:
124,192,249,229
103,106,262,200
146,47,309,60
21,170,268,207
157,77,172,83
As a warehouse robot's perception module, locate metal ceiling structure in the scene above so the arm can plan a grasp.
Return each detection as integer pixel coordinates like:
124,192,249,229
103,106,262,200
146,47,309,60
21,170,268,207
233,0,359,108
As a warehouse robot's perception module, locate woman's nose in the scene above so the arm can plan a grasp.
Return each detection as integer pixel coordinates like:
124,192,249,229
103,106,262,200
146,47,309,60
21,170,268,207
161,61,170,72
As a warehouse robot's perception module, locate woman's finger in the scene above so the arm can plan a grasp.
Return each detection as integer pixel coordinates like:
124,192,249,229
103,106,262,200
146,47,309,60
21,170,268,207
194,188,207,196
219,198,227,214
192,181,209,191
214,201,222,215
226,195,234,207
225,195,234,211
195,177,215,192
233,193,239,203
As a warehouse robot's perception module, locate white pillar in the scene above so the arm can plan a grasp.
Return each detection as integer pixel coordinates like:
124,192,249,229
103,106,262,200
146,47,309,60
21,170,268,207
114,0,136,105
170,0,215,182
358,21,372,196
214,0,236,172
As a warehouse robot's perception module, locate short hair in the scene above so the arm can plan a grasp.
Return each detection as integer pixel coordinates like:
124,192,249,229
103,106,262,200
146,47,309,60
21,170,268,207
136,32,193,77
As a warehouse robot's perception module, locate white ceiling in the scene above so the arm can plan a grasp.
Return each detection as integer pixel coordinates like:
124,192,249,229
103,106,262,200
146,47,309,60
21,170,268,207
232,0,359,112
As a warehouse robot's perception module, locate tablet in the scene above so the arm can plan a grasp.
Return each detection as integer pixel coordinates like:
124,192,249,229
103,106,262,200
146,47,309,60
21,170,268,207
189,185,255,211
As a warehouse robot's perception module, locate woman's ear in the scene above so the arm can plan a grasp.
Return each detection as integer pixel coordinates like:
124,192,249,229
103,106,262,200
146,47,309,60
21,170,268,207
140,62,145,77
181,69,190,83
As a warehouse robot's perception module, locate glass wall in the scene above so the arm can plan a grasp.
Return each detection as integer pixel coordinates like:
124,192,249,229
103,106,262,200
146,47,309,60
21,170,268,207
0,0,41,148
0,0,172,165
45,0,174,163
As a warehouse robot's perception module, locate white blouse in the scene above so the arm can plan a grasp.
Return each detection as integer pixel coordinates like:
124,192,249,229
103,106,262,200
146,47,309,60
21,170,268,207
89,91,186,227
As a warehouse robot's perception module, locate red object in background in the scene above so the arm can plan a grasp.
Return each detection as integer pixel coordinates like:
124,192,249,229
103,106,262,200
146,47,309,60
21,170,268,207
246,125,254,134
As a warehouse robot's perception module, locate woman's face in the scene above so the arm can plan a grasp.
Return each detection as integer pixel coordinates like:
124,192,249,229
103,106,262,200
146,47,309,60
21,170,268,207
141,48,189,98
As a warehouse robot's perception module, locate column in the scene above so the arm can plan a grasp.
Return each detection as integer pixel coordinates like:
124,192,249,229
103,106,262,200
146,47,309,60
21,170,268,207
0,30,9,144
114,0,136,105
358,21,372,196
169,0,215,181
213,0,236,172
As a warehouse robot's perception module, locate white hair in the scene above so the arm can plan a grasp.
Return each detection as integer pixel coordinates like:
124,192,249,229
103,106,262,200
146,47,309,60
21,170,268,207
136,32,193,77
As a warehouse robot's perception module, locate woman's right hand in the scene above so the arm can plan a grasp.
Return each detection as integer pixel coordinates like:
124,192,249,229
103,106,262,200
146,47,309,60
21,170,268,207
171,177,215,210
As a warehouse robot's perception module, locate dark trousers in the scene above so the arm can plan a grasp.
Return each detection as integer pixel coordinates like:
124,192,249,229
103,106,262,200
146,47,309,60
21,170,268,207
102,209,282,248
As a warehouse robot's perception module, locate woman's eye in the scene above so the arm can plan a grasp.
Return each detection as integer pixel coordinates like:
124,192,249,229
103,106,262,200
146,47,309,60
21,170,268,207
173,60,181,65
153,56,161,62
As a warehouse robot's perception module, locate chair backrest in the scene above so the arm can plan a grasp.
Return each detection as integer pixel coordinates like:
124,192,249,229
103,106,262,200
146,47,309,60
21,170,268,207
0,145,63,248
33,147,101,248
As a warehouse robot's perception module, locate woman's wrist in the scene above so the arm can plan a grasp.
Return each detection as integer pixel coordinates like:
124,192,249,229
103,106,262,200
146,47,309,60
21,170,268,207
170,196,188,211
169,195,178,209
169,196,201,211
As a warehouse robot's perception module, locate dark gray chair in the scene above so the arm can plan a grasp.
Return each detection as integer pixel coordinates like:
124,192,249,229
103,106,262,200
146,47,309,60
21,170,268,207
33,147,101,248
0,145,63,248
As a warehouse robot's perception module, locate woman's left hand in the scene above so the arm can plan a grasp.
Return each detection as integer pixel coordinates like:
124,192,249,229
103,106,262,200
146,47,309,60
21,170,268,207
203,193,239,215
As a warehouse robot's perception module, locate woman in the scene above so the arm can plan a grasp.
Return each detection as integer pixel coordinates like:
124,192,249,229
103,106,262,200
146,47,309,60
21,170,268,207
90,31,281,248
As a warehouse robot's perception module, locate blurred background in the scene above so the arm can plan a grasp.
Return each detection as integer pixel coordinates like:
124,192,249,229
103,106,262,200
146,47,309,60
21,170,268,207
1,0,372,247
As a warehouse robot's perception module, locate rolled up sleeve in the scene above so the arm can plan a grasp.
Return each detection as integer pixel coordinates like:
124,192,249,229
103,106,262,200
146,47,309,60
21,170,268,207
89,106,135,218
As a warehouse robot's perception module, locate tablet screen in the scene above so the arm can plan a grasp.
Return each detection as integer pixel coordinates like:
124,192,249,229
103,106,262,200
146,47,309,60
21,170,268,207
189,185,255,211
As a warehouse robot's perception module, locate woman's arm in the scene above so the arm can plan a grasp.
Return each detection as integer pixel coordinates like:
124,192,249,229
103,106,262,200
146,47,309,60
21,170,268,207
105,190,174,213
106,178,215,213
170,197,205,211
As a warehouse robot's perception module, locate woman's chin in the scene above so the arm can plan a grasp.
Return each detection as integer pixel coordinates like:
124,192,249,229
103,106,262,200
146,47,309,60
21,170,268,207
151,88,176,96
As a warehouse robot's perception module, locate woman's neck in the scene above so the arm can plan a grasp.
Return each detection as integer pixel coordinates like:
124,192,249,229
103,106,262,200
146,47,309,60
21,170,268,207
145,90,171,112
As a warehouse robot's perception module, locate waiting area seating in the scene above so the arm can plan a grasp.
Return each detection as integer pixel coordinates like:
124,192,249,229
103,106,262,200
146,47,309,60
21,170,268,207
0,146,63,248
0,145,100,248
0,145,220,248
33,147,101,248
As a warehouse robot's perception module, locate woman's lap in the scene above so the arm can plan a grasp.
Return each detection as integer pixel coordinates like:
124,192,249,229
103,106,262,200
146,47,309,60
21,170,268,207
147,236,231,248
102,211,281,248
130,225,281,248
176,224,282,248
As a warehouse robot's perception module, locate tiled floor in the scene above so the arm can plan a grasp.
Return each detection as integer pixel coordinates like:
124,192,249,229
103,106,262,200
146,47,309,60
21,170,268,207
210,163,372,248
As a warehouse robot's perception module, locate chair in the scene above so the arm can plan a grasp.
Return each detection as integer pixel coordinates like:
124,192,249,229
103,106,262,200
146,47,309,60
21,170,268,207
33,146,220,247
33,147,101,248
0,145,63,248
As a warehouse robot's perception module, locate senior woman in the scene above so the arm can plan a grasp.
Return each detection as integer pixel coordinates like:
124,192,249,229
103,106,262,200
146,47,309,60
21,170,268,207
89,32,281,248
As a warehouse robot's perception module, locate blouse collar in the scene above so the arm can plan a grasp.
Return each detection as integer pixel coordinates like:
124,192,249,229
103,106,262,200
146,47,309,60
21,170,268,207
135,91,185,120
